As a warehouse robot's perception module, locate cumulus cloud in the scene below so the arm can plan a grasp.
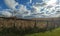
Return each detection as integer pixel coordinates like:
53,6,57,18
2,12,12,17
0,10,12,17
44,0,57,6
4,0,18,9
4,0,31,16
30,0,32,3
15,5,31,18
27,0,60,18
2,0,60,18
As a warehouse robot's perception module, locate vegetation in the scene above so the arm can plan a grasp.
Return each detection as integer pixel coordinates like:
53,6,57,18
0,17,60,36
0,27,59,36
25,28,60,36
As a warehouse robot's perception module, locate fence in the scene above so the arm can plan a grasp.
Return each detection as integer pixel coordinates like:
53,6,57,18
0,17,60,32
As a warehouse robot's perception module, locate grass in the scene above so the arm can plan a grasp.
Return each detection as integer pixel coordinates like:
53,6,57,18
0,28,60,36
25,28,60,36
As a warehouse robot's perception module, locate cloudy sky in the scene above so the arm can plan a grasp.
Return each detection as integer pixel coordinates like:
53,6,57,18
0,0,42,10
0,0,60,19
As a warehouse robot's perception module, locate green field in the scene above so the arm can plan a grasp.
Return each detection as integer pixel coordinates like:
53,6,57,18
0,28,60,36
25,28,60,36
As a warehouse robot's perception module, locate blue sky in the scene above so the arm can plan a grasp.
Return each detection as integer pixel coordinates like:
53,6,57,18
0,0,9,10
0,0,59,18
0,0,43,10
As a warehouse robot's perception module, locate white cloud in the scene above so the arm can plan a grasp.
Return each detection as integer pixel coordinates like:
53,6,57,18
30,0,32,3
4,0,18,9
31,5,42,14
2,12,12,17
46,0,57,6
3,0,60,18
0,10,12,17
15,5,31,17
30,0,60,18
4,0,31,18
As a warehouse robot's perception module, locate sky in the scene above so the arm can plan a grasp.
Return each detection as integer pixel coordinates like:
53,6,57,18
0,0,9,10
0,0,60,19
0,0,43,10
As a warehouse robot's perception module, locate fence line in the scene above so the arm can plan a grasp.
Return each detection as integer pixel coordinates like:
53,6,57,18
0,17,60,31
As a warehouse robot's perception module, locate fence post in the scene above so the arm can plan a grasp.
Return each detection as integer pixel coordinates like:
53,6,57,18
52,18,56,29
53,20,56,29
46,20,49,30
13,18,16,29
34,20,37,28
33,19,38,32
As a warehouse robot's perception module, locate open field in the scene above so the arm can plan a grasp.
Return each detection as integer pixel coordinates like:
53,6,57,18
25,28,60,36
0,28,60,36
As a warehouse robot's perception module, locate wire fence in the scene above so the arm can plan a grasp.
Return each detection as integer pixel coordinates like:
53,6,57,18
0,17,60,32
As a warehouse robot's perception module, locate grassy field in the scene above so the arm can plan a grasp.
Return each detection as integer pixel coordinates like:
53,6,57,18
24,28,60,36
0,28,60,36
